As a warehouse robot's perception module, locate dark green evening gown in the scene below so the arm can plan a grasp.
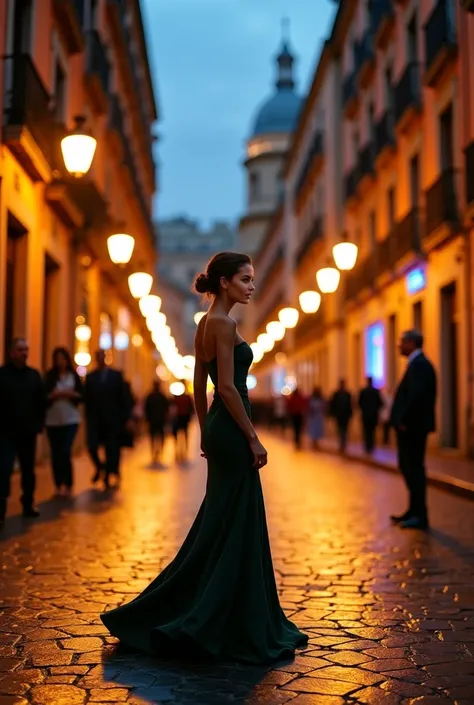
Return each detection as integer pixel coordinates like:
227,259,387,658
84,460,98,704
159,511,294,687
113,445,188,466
100,342,308,664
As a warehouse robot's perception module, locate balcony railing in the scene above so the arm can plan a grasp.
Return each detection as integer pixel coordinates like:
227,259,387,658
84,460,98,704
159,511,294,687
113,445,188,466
424,0,457,84
424,168,460,237
296,216,323,265
376,232,395,275
395,62,421,126
465,141,474,207
375,110,395,158
85,30,110,96
344,166,359,203
109,94,125,135
395,208,421,258
295,130,324,198
2,54,60,171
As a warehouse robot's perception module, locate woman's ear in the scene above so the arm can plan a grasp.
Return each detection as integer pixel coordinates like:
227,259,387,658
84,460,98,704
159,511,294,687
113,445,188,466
219,276,228,291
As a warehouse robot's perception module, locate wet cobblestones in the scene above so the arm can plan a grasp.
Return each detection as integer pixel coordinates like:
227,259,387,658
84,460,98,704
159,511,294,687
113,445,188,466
1,431,474,704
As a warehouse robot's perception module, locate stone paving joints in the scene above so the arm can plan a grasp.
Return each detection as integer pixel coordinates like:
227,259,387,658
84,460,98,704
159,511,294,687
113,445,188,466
0,433,474,705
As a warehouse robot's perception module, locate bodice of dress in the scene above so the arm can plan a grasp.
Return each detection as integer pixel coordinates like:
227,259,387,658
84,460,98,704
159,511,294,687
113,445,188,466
206,342,253,397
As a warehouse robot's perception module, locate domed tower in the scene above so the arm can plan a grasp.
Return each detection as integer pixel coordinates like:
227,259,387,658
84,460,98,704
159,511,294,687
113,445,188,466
239,21,301,255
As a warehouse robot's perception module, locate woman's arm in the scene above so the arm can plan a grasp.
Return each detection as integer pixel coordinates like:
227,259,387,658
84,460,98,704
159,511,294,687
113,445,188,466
193,354,208,431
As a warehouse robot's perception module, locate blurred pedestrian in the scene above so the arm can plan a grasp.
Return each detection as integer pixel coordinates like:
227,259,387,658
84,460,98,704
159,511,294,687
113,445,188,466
0,338,46,526
380,387,394,445
144,380,170,464
390,330,436,530
358,377,383,455
307,387,325,450
329,379,352,453
44,347,83,497
84,350,133,489
171,385,194,464
287,387,307,450
272,394,287,431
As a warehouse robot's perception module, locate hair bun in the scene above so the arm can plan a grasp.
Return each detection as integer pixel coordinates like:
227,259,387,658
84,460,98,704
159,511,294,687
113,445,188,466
194,272,210,294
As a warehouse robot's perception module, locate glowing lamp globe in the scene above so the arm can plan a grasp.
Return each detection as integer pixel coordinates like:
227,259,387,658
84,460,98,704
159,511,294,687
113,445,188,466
131,334,143,347
257,333,274,353
266,320,285,341
114,330,129,350
194,312,206,325
170,381,185,396
107,234,135,265
250,343,264,364
316,266,340,294
332,241,358,271
147,312,167,331
278,306,299,329
61,116,96,177
299,290,321,314
75,323,91,342
128,272,153,299
139,294,161,317
99,331,112,350
247,374,257,390
74,351,91,366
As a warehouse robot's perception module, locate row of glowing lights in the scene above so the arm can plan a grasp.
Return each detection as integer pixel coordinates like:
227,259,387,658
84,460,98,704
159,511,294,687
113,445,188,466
194,241,359,369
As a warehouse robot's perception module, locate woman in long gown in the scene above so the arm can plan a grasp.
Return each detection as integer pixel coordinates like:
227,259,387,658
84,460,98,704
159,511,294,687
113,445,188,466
100,252,308,664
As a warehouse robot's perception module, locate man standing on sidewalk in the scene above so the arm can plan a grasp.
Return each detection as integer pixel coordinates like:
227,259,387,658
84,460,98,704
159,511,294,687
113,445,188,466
329,379,353,453
0,338,46,527
390,330,437,530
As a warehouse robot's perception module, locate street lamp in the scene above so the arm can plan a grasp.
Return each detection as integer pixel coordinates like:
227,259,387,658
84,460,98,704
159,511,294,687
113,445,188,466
278,306,299,329
266,320,285,341
128,272,153,299
332,239,358,271
250,342,264,363
61,116,97,177
299,290,321,314
75,323,92,342
107,233,135,265
316,262,340,293
257,333,274,353
139,294,162,317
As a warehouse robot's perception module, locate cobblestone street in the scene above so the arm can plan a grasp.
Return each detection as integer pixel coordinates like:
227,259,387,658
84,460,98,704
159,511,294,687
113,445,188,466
1,429,474,705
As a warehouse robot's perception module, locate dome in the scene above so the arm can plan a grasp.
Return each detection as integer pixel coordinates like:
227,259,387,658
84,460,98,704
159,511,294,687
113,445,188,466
252,90,302,136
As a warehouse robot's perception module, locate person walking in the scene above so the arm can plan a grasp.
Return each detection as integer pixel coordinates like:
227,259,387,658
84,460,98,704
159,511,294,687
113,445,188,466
380,387,394,446
101,251,308,663
329,379,353,453
171,386,194,464
84,350,133,489
307,387,325,450
390,330,437,530
0,338,46,526
358,377,383,455
286,387,307,450
44,347,83,497
144,380,170,464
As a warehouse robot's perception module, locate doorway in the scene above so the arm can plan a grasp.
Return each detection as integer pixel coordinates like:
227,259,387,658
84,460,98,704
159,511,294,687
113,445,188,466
42,254,60,371
440,282,459,448
3,214,28,362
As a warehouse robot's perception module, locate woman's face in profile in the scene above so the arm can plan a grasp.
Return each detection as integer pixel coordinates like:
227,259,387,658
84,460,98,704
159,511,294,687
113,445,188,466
224,263,255,305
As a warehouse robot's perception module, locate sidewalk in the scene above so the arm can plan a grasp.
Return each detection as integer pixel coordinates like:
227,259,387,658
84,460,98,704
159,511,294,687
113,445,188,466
317,436,474,500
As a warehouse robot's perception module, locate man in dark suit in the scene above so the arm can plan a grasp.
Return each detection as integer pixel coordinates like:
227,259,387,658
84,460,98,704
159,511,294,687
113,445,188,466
84,350,133,489
358,376,383,454
390,330,437,530
329,379,353,453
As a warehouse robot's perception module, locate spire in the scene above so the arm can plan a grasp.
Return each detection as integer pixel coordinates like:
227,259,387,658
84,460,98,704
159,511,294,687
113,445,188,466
276,17,295,91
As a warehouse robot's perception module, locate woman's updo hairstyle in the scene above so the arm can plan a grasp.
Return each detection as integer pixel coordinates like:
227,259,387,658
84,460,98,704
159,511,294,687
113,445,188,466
193,252,252,297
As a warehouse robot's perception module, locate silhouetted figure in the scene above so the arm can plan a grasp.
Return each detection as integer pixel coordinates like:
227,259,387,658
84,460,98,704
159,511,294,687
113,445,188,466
45,347,83,497
358,377,383,455
145,380,170,463
84,350,133,489
171,387,194,463
287,387,308,450
390,330,436,530
330,379,352,453
0,338,46,526
307,387,325,450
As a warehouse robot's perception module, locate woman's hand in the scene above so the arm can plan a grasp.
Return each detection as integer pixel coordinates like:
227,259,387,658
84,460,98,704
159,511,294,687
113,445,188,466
249,437,268,469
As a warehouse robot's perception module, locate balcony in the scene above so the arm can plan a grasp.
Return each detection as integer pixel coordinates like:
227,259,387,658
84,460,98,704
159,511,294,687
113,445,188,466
394,208,421,260
295,130,324,200
395,62,422,131
424,0,458,87
52,0,85,54
296,217,323,266
375,110,395,163
465,140,474,209
424,168,460,240
372,0,395,48
344,166,359,205
354,30,375,88
84,30,110,114
343,72,359,119
2,54,61,181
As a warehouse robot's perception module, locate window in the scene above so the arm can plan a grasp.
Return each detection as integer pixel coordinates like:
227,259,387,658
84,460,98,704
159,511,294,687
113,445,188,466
387,187,396,231
410,153,420,208
439,103,454,171
368,102,375,145
407,12,418,64
413,300,423,333
385,65,394,113
249,173,260,202
53,61,66,122
369,209,377,248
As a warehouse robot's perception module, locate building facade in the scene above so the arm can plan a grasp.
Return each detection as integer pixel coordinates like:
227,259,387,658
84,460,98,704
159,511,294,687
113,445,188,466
0,0,159,398
156,216,239,352
249,0,474,457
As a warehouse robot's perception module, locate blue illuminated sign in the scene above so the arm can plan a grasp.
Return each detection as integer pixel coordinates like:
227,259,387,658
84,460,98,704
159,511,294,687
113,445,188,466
406,267,426,295
365,322,385,388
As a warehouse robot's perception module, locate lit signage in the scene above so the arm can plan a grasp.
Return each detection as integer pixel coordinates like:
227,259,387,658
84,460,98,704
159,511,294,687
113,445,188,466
406,267,426,295
365,322,385,388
